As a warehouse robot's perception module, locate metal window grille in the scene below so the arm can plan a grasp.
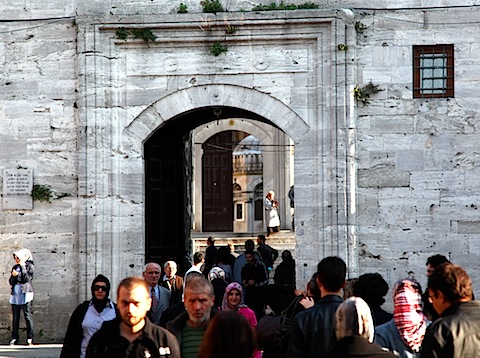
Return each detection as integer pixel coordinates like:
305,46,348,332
413,45,454,98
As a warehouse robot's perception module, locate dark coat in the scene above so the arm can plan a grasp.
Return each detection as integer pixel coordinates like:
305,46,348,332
161,276,184,306
9,261,34,295
286,294,343,358
60,300,118,358
86,317,180,358
327,336,396,357
420,301,480,358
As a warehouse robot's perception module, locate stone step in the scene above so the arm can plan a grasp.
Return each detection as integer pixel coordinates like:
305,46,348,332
191,231,295,254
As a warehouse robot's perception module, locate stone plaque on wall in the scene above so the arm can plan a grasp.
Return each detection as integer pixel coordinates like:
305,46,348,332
3,169,33,210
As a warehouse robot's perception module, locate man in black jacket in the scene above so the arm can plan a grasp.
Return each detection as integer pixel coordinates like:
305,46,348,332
86,277,180,358
420,262,480,358
287,256,346,358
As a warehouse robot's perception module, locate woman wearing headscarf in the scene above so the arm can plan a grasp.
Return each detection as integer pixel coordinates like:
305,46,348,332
9,248,35,346
60,275,118,358
374,278,428,358
221,282,261,358
327,297,395,357
208,266,228,308
264,190,280,236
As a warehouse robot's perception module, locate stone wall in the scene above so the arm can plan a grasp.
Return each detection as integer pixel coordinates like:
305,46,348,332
1,0,480,340
0,19,79,341
353,7,480,296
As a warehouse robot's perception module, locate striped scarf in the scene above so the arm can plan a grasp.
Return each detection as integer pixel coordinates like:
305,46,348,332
393,278,428,352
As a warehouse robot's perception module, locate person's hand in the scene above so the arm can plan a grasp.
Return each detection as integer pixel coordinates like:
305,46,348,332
299,296,314,309
248,279,255,286
11,269,18,277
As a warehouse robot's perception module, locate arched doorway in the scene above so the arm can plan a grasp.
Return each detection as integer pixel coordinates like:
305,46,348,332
144,107,277,272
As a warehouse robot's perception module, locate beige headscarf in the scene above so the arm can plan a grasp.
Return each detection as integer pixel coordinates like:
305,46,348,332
13,248,33,264
335,297,375,343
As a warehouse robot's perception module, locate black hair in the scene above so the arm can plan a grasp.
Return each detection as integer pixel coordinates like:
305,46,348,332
426,254,450,269
193,252,204,265
316,256,346,292
353,273,389,307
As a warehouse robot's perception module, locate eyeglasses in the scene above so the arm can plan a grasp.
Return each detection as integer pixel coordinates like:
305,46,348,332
93,285,108,292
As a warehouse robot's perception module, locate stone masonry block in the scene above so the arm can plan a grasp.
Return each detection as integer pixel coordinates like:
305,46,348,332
358,167,410,188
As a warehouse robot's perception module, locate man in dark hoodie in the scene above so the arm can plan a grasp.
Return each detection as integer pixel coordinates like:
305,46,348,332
61,274,117,358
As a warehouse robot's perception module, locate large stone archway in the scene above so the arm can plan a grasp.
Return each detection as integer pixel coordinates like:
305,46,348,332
90,84,332,291
78,9,357,296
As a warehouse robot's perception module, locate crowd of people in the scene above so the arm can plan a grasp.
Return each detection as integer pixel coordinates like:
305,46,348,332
13,239,479,357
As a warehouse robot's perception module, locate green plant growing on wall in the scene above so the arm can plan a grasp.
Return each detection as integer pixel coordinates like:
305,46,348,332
32,184,53,203
115,28,157,43
201,0,224,13
252,2,318,11
178,3,188,13
337,43,348,51
353,81,383,106
116,27,129,40
210,42,228,56
226,25,237,35
131,28,157,43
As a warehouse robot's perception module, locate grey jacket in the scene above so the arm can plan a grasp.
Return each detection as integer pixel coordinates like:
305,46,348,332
147,285,171,325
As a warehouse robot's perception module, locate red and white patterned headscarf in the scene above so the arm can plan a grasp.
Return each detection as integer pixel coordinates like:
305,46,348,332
393,278,428,352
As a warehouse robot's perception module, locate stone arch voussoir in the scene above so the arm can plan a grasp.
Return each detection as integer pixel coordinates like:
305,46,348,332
123,84,310,148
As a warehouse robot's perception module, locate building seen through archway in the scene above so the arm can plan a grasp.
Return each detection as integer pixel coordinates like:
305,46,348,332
145,110,294,272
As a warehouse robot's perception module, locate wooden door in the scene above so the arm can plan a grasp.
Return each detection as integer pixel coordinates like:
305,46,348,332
145,126,189,271
202,131,233,231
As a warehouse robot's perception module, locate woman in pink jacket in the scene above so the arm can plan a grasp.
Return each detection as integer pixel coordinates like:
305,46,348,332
221,282,261,358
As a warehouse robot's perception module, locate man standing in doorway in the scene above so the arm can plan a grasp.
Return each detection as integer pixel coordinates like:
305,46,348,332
143,262,171,325
256,234,278,272
242,249,269,319
161,261,184,306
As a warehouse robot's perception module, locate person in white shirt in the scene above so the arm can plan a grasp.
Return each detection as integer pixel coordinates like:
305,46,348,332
60,275,118,358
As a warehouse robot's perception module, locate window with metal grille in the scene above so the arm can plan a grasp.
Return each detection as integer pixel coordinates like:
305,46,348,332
413,45,454,98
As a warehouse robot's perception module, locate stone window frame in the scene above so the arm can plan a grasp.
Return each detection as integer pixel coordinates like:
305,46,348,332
235,202,245,221
413,44,454,98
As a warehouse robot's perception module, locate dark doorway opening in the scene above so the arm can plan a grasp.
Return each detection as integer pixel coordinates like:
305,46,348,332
144,107,271,273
